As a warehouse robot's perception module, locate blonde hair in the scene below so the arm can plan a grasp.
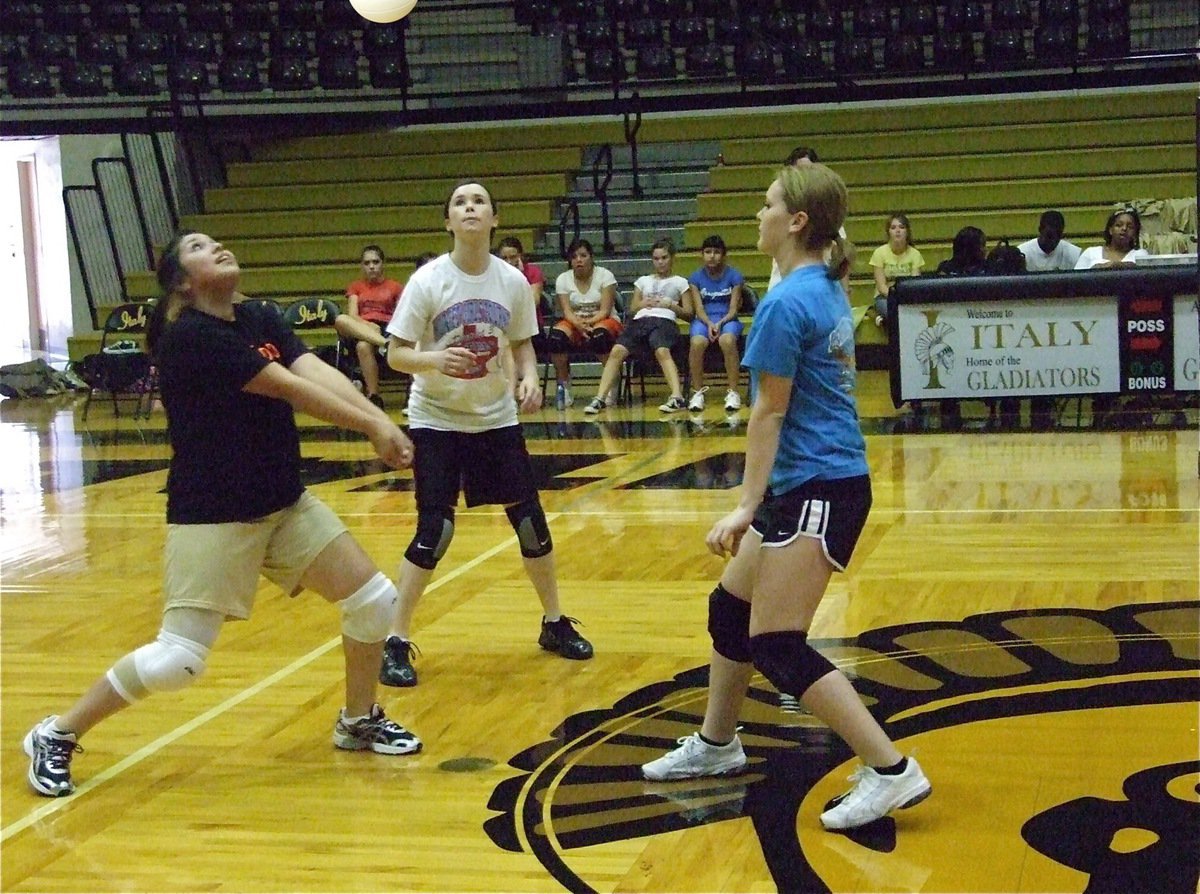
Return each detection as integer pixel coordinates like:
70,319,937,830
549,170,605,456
776,163,854,281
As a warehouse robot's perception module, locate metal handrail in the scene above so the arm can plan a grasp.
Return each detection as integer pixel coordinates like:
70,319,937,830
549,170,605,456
623,93,642,199
591,144,614,255
557,199,580,261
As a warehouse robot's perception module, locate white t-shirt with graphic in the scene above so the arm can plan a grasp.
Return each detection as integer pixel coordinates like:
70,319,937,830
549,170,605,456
554,265,617,317
388,253,537,432
632,273,690,321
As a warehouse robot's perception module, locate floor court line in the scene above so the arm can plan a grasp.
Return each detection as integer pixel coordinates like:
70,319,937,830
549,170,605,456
0,519,554,844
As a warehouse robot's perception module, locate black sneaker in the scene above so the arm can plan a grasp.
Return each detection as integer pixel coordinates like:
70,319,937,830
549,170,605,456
538,616,594,660
333,704,422,755
379,636,419,687
24,715,81,797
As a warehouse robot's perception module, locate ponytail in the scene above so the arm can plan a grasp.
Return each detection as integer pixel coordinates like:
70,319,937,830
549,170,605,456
827,235,855,282
146,230,196,358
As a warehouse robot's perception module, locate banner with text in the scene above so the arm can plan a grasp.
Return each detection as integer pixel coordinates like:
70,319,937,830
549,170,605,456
896,299,1120,401
1173,295,1199,392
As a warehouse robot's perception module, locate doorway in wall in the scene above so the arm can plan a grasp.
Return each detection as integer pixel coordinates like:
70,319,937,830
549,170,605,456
0,138,70,367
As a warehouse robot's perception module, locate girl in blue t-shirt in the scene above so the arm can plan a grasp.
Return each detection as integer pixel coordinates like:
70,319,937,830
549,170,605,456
642,165,932,832
686,234,745,414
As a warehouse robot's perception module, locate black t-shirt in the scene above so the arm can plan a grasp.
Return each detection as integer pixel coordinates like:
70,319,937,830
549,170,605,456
157,301,310,524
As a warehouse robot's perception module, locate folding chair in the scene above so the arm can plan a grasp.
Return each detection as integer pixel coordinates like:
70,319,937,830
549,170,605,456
80,302,156,421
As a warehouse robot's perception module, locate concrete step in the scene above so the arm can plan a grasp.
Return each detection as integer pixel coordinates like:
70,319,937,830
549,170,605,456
562,197,698,223
583,141,721,168
567,170,710,196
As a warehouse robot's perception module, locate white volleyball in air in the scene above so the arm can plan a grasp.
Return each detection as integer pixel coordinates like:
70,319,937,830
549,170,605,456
349,0,418,24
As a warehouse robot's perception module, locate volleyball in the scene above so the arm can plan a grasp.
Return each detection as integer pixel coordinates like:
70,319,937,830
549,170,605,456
349,0,418,24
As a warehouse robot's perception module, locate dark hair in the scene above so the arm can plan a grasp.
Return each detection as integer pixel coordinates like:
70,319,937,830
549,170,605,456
443,180,497,219
497,236,525,254
415,251,437,268
1038,210,1065,231
701,234,727,252
985,238,1027,275
1102,207,1141,247
784,145,819,165
886,212,914,244
951,226,987,266
147,230,196,356
360,244,385,262
651,237,675,256
565,237,595,259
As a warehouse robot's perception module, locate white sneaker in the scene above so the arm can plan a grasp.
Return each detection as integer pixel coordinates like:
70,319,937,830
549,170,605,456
688,387,708,412
583,396,607,415
819,757,931,830
724,390,742,412
564,388,575,409
642,732,747,781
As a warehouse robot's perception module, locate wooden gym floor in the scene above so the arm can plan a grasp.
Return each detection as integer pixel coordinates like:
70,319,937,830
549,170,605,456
2,371,1197,893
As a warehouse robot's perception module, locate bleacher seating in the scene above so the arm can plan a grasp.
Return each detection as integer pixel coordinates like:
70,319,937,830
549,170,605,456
0,0,1165,105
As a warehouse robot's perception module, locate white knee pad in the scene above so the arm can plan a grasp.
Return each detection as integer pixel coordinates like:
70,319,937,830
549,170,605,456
340,572,397,643
108,631,210,701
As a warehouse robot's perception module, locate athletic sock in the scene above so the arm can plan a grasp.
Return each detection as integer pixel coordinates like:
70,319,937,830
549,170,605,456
699,733,733,748
873,756,908,776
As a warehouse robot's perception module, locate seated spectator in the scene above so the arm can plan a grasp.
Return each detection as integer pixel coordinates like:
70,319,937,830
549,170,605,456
983,241,1031,429
549,238,622,408
334,245,405,409
583,239,692,415
931,226,990,430
1019,210,1082,271
1075,208,1150,269
936,226,988,276
984,238,1028,275
498,236,547,330
870,213,924,325
686,235,745,414
498,236,548,399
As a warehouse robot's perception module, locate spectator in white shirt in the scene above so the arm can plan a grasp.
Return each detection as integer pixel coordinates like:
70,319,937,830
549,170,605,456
1018,210,1082,272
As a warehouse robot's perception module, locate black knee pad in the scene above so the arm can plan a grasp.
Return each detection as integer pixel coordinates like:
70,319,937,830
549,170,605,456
587,328,614,353
707,584,751,663
404,506,455,570
505,497,552,558
547,328,572,353
749,630,835,699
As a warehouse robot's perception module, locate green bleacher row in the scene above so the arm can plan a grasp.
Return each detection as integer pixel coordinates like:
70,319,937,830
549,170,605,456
205,174,570,214
243,90,1189,162
111,87,1193,334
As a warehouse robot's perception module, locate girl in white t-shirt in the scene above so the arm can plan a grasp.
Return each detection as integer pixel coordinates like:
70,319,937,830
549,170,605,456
583,239,692,414
381,181,593,689
1074,208,1150,269
547,238,623,407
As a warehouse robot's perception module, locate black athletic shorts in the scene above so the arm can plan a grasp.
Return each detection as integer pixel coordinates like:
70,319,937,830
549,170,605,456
750,474,872,571
617,316,679,353
410,425,537,509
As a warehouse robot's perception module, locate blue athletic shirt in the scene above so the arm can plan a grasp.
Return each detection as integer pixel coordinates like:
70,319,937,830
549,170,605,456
687,265,744,313
742,264,868,492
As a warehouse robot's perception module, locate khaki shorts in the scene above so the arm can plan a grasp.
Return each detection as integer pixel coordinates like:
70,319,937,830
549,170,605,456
163,491,347,620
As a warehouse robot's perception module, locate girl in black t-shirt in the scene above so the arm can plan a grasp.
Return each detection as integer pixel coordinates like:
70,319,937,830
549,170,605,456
22,232,422,798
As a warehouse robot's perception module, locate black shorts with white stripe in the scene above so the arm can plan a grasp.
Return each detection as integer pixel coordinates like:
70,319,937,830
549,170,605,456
750,475,872,571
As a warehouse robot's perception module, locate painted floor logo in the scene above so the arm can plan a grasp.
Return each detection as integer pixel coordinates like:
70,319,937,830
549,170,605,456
484,601,1200,893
